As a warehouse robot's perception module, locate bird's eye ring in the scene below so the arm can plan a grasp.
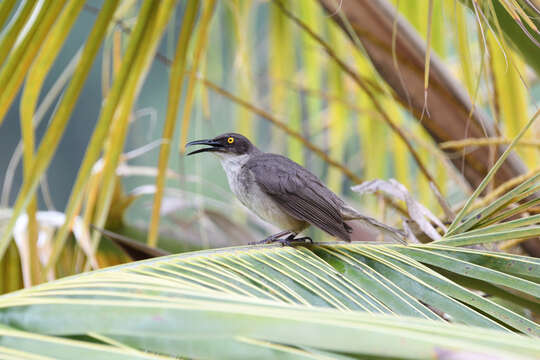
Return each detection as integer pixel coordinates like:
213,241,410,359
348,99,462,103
227,137,234,144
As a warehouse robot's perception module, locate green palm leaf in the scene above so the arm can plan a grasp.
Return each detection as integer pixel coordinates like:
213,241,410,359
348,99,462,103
0,243,538,359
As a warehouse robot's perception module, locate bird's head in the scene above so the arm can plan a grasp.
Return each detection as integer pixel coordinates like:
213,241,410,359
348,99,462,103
186,133,256,157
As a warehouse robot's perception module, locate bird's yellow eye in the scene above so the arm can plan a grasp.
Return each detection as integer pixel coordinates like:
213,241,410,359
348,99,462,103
227,137,234,144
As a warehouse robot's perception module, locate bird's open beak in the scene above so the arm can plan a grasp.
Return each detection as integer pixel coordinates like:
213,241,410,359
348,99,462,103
185,139,224,156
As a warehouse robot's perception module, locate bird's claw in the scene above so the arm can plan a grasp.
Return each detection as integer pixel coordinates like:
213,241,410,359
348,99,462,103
249,234,313,246
277,238,292,246
248,238,274,245
292,236,313,244
277,236,313,246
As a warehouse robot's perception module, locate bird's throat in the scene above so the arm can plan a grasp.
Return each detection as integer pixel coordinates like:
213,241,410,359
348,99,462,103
215,153,250,193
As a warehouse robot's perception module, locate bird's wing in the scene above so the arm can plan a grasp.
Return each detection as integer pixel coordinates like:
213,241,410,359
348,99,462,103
245,154,352,241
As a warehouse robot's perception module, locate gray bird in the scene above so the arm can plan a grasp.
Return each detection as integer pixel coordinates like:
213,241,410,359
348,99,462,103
186,133,405,245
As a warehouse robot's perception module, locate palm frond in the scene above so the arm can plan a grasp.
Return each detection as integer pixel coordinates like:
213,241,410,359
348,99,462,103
0,242,538,359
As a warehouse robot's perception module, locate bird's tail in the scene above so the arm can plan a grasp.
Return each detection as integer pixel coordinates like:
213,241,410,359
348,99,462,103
341,205,407,244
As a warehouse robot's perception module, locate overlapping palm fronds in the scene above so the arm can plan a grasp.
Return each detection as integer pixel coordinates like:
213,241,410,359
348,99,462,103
0,235,538,359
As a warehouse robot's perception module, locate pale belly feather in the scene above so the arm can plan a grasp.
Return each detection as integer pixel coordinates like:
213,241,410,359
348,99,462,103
217,153,307,233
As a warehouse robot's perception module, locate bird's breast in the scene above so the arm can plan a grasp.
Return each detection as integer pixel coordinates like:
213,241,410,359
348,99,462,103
217,154,306,232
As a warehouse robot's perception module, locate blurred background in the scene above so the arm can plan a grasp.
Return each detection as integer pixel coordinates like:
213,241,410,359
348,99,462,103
0,0,539,291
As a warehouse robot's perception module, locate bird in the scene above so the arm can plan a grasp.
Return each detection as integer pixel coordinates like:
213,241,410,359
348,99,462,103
186,133,405,245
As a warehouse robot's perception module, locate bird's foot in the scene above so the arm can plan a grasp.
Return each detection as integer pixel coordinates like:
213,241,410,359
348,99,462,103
277,234,313,247
248,237,275,245
292,236,313,244
249,231,312,246
248,231,292,245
